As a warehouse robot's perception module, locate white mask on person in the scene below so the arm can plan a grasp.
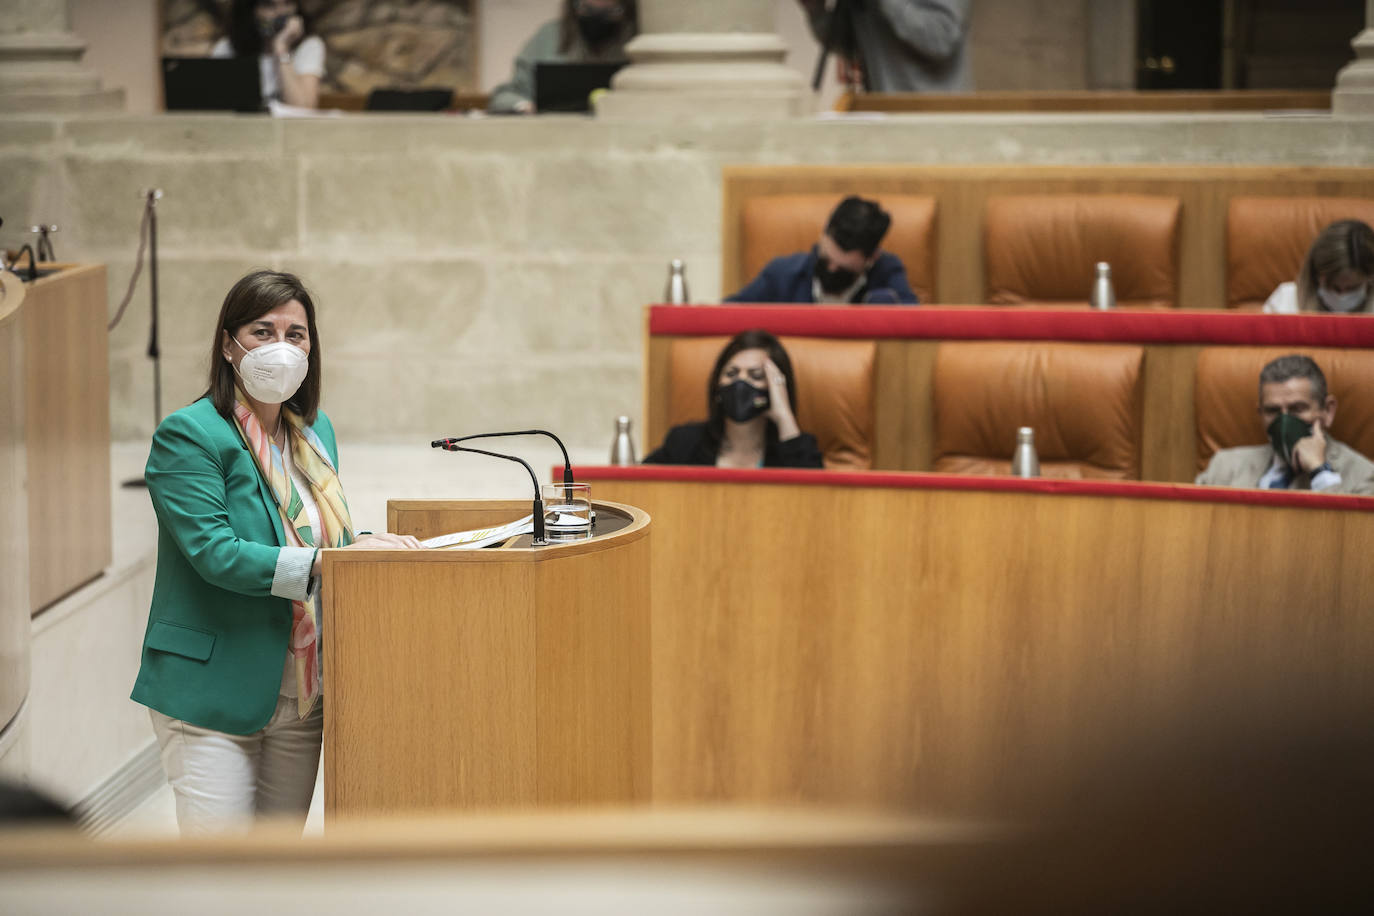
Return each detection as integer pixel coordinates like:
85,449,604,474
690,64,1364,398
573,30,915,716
231,337,308,404
1317,283,1368,313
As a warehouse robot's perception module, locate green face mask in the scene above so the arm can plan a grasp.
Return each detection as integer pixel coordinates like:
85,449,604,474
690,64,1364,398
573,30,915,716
1266,413,1312,468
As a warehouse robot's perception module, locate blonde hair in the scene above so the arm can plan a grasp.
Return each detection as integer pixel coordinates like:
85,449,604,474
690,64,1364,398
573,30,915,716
1296,219,1374,312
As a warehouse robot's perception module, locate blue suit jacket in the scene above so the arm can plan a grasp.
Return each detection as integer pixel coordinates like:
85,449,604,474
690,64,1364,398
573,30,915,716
725,250,919,304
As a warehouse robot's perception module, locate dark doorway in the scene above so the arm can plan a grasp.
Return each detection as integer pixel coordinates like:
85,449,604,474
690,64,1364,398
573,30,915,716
1137,0,1363,90
1137,0,1225,89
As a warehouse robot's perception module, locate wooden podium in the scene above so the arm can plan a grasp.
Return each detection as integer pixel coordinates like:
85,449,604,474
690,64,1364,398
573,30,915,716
322,499,651,818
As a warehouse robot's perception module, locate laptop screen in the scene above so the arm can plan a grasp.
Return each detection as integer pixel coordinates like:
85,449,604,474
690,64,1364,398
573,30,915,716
533,61,626,113
162,57,263,113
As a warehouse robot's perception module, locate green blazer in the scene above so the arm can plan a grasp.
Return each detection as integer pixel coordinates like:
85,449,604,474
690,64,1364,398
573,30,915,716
130,397,340,735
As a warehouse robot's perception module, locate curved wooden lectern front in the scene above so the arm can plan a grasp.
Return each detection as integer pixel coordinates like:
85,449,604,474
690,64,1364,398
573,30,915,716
322,499,650,819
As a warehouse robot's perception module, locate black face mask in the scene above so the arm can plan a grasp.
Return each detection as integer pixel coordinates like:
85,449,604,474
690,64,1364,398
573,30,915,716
258,14,291,41
577,9,623,47
715,379,770,423
813,247,863,295
1267,413,1313,469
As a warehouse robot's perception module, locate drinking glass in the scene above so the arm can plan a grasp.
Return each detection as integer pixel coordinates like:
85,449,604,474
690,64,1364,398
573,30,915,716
541,482,591,536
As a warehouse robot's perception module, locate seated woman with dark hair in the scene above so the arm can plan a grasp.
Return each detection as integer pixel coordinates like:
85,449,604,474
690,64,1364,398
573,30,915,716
488,0,638,114
212,0,325,109
643,329,825,468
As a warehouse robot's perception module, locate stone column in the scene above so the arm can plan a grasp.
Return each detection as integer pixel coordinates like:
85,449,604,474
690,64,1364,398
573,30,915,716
0,0,123,112
1333,0,1374,117
595,0,807,119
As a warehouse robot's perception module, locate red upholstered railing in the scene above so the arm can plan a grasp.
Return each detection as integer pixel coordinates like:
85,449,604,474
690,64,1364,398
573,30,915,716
571,464,1374,512
648,305,1374,347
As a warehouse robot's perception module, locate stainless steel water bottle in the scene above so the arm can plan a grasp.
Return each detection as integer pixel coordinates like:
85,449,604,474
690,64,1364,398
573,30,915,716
1091,261,1116,311
1011,426,1040,478
610,415,637,465
665,259,689,304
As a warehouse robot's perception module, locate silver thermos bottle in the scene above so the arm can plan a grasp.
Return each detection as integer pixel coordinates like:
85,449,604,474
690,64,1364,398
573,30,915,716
665,259,689,304
1091,261,1116,311
610,415,637,465
1011,426,1040,478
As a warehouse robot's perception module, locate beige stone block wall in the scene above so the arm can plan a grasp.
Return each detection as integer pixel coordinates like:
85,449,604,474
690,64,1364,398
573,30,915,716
5,112,1373,453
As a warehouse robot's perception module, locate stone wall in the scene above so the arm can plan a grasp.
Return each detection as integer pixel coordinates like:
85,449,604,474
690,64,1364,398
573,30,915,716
4,112,1373,451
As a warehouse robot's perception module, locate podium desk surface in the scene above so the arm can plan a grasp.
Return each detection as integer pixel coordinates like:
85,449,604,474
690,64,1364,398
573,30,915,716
353,498,648,561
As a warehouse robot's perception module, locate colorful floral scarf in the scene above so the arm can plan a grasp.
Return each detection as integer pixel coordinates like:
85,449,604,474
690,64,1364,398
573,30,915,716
232,390,354,717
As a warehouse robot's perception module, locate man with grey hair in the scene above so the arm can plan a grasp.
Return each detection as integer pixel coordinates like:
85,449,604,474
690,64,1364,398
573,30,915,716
1196,354,1374,494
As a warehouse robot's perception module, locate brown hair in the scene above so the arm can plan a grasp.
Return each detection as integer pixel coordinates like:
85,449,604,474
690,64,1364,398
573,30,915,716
703,329,799,449
205,270,322,424
1296,219,1374,313
558,0,638,54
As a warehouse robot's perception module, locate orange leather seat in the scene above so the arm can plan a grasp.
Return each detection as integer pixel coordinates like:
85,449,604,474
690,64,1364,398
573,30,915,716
932,342,1145,479
1225,197,1374,309
666,336,875,470
1194,347,1374,470
739,193,937,302
984,194,1181,308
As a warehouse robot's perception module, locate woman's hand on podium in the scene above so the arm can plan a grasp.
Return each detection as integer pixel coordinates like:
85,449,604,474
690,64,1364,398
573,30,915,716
310,532,423,576
348,533,423,550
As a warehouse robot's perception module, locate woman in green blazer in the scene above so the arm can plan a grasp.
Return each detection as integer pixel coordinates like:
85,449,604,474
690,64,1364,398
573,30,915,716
131,270,419,835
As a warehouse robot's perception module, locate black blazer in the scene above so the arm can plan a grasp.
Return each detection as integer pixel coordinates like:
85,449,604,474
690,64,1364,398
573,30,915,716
642,422,824,468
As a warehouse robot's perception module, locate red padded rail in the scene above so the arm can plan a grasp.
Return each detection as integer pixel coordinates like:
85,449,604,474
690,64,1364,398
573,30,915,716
648,305,1374,346
571,464,1374,512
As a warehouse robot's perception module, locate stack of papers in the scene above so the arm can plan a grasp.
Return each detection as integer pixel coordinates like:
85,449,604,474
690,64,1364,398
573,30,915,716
420,515,534,550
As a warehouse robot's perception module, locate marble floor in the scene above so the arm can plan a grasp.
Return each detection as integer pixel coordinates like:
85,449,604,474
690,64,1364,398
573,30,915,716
102,435,610,838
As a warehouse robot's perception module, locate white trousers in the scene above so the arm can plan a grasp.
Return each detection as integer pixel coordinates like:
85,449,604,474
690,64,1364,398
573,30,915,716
149,694,323,836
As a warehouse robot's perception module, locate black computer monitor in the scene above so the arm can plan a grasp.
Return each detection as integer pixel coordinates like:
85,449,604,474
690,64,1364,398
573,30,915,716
365,88,455,112
533,61,626,113
162,57,262,113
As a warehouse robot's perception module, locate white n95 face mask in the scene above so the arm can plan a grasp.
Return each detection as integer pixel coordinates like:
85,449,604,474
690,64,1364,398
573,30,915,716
232,337,308,404
1317,283,1368,313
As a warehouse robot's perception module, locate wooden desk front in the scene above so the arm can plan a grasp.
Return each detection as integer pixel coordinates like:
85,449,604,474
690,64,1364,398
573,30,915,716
325,499,651,817
644,305,1374,482
578,466,1374,817
835,90,1332,114
22,264,111,613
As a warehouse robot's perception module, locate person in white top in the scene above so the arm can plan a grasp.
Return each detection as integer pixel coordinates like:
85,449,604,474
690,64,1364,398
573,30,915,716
1263,219,1374,315
211,0,325,109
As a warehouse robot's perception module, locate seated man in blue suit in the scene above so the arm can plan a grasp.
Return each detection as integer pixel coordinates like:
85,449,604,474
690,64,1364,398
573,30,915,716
725,195,919,305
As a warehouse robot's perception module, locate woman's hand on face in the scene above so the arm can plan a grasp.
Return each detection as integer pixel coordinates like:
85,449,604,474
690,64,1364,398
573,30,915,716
763,358,801,440
346,532,423,550
273,15,305,55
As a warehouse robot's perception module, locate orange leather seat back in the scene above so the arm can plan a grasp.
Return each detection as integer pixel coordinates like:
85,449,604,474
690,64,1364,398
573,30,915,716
739,194,937,302
932,342,1145,479
667,336,876,470
1225,197,1374,309
984,194,1181,307
1194,347,1374,469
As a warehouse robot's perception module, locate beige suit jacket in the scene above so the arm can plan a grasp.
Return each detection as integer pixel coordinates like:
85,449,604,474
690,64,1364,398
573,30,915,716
1195,439,1374,495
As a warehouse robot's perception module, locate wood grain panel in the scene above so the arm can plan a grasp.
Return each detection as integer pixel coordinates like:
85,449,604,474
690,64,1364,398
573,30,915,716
872,339,938,470
325,500,651,817
23,264,111,613
0,276,29,741
837,90,1332,113
1139,343,1202,482
645,335,673,454
588,476,1374,816
720,166,1374,309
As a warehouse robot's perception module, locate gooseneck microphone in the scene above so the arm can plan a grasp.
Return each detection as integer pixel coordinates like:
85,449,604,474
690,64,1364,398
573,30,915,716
436,429,574,484
431,439,546,545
